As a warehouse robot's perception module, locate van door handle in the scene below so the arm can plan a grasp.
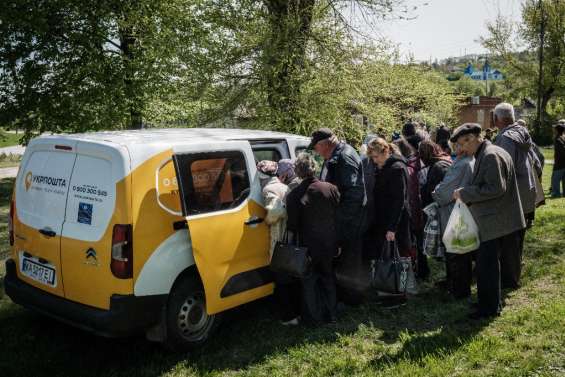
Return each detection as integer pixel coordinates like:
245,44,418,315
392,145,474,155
39,229,56,238
173,220,188,230
244,216,264,226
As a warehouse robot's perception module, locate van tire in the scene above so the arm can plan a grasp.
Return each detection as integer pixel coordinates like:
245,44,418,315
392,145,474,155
165,274,220,351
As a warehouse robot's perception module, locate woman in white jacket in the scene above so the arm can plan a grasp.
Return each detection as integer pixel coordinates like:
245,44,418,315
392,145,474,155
257,160,289,257
257,160,300,325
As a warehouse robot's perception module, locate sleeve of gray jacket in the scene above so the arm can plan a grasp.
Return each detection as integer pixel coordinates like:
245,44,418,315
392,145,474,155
432,159,474,207
432,169,458,207
495,136,518,162
459,154,506,204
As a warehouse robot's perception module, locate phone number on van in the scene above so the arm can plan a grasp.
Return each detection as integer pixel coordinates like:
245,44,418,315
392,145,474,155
72,186,108,197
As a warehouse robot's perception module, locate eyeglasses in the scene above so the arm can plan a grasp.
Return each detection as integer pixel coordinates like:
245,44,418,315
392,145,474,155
456,136,472,148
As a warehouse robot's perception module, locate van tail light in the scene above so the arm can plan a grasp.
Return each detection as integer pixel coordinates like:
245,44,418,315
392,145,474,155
8,200,14,246
111,224,133,279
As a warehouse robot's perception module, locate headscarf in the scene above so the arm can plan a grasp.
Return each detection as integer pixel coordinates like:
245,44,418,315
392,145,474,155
276,159,296,181
257,160,278,175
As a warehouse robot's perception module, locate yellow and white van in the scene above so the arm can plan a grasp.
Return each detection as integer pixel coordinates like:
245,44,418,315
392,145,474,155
5,128,309,349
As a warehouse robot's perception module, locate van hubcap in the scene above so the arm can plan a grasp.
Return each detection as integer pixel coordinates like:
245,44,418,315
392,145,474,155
177,292,212,341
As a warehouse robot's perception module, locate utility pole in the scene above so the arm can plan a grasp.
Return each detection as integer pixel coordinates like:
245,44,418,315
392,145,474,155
536,0,545,135
484,57,489,96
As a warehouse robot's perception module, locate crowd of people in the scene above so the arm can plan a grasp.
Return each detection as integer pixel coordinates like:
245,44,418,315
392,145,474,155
256,102,563,326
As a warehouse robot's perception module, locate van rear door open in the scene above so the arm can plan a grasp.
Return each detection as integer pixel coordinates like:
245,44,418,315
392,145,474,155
14,140,78,298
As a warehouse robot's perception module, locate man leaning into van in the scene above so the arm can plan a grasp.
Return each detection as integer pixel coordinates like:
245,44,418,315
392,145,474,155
308,128,367,266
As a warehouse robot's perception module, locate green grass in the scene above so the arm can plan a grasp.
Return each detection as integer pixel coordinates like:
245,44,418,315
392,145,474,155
0,132,23,148
0,154,564,377
540,146,554,162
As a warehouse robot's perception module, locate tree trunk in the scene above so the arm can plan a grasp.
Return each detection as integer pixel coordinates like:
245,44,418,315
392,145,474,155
263,0,315,131
120,27,143,129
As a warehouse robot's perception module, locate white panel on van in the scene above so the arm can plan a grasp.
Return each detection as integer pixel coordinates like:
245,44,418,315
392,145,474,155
16,150,77,233
62,154,117,242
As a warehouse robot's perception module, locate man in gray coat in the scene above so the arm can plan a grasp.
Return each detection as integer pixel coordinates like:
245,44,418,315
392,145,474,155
452,123,525,319
493,103,539,288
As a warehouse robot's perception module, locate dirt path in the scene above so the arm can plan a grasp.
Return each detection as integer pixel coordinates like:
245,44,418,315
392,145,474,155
0,167,18,179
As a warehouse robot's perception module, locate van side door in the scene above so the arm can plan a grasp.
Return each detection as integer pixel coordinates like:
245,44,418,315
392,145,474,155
172,141,272,315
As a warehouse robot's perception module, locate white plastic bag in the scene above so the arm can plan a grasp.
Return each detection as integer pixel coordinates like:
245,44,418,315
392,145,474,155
442,199,480,254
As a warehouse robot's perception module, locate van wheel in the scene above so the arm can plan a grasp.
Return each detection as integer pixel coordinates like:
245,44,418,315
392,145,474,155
165,274,220,351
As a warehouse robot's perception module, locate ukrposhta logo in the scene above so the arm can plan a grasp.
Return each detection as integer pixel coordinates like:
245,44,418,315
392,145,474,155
24,171,67,195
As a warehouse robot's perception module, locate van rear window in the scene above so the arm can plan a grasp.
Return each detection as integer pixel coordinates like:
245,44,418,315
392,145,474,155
174,152,250,215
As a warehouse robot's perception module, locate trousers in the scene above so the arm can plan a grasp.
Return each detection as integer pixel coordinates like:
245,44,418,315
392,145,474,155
499,230,523,289
476,237,502,316
446,252,473,298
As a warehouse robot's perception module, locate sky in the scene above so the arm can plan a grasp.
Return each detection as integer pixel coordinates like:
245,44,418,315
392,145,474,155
352,0,525,62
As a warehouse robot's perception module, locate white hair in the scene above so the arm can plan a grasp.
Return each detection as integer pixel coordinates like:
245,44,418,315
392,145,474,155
494,102,515,123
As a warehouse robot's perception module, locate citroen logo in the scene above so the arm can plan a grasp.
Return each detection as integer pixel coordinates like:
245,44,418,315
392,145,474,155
84,248,99,266
86,248,97,260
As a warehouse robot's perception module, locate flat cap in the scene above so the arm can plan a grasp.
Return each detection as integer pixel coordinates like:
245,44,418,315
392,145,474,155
450,123,482,143
308,128,333,149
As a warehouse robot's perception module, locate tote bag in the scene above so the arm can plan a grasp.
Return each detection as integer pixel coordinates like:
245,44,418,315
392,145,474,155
270,232,310,278
372,241,406,294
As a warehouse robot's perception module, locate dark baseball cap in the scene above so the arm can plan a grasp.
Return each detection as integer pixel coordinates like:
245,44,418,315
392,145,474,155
308,128,333,149
450,123,482,143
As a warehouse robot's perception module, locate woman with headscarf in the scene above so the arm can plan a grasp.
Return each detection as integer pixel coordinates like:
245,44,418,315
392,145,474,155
257,160,300,325
286,153,340,324
256,160,289,256
276,159,301,190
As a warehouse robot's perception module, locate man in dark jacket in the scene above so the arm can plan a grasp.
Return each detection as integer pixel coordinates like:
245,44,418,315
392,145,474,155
309,128,366,252
361,155,377,259
453,123,526,319
286,153,340,323
551,120,565,197
493,103,536,288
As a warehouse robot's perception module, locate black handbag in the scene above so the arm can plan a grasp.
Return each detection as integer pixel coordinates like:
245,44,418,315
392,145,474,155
372,241,406,294
270,232,310,278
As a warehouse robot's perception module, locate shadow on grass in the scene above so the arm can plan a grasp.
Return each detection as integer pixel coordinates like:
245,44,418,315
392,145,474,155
1,180,558,376
0,282,493,377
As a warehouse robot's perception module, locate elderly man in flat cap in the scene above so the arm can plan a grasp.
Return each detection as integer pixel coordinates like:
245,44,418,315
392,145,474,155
452,123,525,319
309,128,367,297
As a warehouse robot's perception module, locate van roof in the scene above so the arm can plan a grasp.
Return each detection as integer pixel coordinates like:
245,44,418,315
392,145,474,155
38,128,308,146
32,128,310,171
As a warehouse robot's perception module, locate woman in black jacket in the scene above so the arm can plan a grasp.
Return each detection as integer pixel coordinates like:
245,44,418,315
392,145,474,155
286,153,340,323
366,137,412,261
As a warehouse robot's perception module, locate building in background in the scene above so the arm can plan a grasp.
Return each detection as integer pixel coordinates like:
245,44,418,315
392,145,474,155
458,96,502,128
464,62,504,81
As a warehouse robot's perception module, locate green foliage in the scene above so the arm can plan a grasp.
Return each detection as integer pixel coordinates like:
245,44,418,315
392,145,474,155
0,0,458,145
451,76,485,97
0,0,248,140
481,0,565,138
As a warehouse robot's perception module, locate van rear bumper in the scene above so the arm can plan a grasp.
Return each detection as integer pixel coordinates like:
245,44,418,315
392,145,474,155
4,259,167,338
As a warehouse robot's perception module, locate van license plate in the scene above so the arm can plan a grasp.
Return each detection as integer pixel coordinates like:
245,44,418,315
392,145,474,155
21,258,56,287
